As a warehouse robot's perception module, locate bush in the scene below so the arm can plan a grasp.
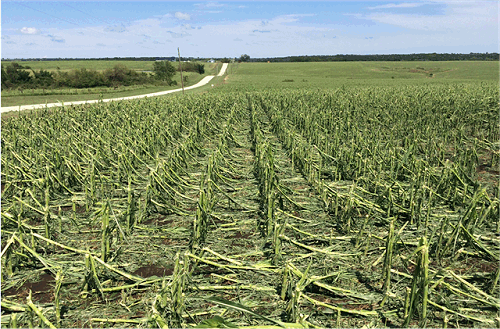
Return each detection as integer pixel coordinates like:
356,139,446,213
196,64,205,74
103,64,151,86
33,69,54,87
103,64,129,84
153,61,176,85
2,62,158,90
1,62,32,88
177,62,205,74
53,70,71,88
68,68,104,88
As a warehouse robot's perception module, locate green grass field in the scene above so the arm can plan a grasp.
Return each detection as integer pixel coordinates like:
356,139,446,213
222,61,499,91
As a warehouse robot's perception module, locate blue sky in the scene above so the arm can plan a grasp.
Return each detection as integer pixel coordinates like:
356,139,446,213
1,1,498,59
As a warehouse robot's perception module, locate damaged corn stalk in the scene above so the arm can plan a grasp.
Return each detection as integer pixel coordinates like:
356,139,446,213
1,82,498,328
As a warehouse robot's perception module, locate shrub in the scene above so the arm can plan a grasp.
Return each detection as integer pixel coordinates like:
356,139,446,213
1,62,32,88
33,69,54,87
68,68,104,88
153,61,176,85
177,62,205,74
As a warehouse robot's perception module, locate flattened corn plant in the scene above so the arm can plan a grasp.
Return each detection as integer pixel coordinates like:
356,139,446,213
1,82,499,328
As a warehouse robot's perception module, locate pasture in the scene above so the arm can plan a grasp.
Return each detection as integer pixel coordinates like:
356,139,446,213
1,61,499,328
223,61,499,90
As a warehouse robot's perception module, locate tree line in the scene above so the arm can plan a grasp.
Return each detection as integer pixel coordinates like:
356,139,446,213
1,61,204,90
247,52,499,62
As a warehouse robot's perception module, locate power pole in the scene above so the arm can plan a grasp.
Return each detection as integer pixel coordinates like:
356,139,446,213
177,47,185,95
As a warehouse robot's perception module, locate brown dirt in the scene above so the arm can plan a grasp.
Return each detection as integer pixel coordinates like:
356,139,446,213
133,265,173,278
60,204,87,213
157,218,175,226
211,216,225,225
141,216,156,225
477,164,500,176
3,272,55,303
455,258,498,274
143,215,174,226
294,185,309,191
342,303,372,311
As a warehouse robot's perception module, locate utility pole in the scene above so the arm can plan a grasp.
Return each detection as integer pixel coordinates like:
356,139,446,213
177,47,185,95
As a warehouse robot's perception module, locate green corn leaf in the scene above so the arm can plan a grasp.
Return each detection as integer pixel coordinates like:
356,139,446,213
203,296,286,328
195,315,239,328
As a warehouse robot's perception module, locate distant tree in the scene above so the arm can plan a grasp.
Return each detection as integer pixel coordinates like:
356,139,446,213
1,67,9,89
239,54,250,62
1,62,32,88
53,70,71,87
104,64,129,83
69,68,103,88
153,61,176,85
196,63,205,74
33,69,54,87
177,62,205,74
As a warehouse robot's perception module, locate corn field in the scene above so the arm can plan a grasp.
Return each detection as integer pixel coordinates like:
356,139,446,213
1,82,499,328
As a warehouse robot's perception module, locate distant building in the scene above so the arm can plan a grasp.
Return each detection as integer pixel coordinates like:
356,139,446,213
207,59,215,63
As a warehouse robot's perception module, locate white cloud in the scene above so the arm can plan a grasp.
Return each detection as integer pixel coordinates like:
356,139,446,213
104,24,127,33
181,24,195,30
270,14,316,25
20,27,40,34
195,2,224,8
175,12,191,20
361,1,497,32
206,2,224,7
367,3,425,10
48,34,65,43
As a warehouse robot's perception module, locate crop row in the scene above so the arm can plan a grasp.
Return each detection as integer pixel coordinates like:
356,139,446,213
1,82,499,328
